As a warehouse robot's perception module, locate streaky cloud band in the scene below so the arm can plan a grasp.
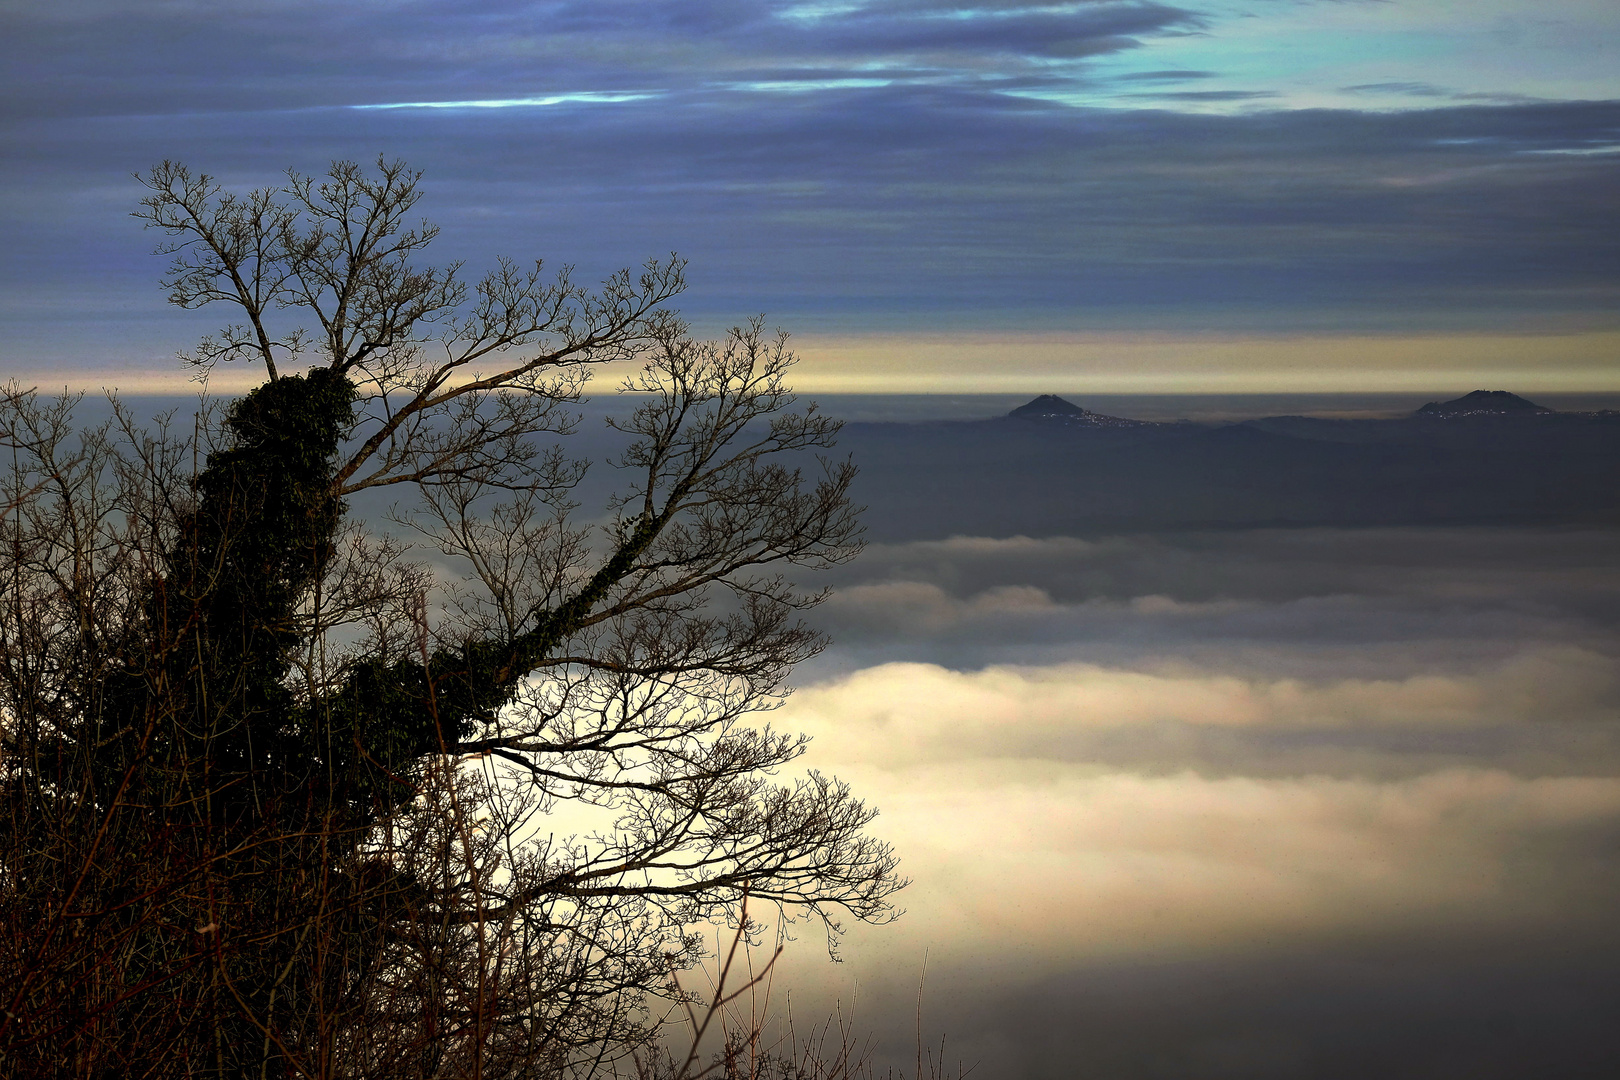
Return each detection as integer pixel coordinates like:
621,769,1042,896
351,91,662,111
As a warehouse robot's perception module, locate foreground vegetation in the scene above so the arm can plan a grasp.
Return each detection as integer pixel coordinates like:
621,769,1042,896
0,158,903,1078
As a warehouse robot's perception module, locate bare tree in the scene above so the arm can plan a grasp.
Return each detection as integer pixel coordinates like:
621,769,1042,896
0,158,902,1079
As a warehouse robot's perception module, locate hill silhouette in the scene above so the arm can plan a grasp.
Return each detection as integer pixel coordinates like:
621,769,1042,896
1007,394,1156,428
839,394,1620,538
1417,390,1552,416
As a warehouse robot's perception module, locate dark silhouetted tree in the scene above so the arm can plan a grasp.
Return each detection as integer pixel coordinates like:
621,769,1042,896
0,158,901,1079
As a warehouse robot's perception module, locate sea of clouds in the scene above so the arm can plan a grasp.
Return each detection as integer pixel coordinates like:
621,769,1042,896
758,526,1620,1078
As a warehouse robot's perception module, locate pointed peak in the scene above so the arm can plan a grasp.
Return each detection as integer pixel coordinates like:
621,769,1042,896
1009,395,1089,418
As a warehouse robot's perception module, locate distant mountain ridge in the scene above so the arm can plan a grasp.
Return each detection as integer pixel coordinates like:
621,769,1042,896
838,390,1620,538
1005,390,1574,426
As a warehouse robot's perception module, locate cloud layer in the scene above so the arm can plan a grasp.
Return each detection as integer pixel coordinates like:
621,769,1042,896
744,525,1620,1076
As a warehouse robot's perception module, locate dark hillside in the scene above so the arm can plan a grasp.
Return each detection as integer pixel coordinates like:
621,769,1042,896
841,407,1620,539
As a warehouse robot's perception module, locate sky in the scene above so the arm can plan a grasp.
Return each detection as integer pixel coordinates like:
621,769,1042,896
2,0,1618,391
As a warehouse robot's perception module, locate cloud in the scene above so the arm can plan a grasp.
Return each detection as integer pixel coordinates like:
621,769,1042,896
776,1,1203,62
763,754,1620,1075
788,652,1613,740
820,580,1066,632
1113,67,1217,81
6,1,1618,352
814,529,1620,648
763,633,1620,1074
781,648,1620,777
1127,89,1279,100
1343,81,1449,97
765,758,1620,1024
789,527,1620,777
13,93,1620,370
6,20,1620,371
0,0,1203,121
750,520,1620,1077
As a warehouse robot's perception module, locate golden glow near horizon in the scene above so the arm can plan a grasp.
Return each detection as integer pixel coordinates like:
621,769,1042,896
786,329,1620,394
13,329,1620,397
